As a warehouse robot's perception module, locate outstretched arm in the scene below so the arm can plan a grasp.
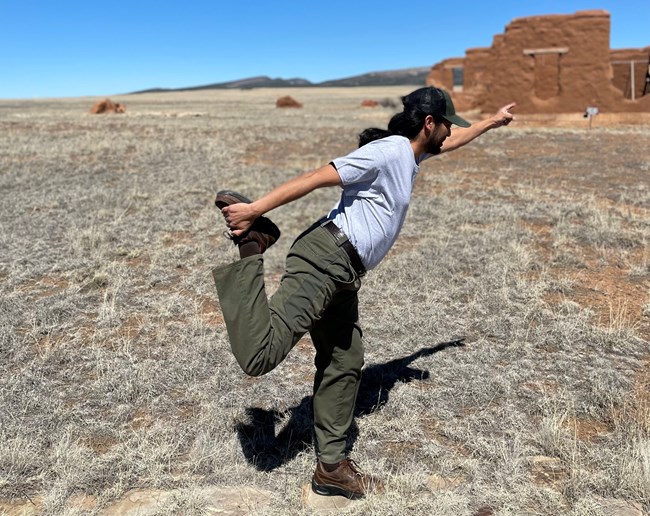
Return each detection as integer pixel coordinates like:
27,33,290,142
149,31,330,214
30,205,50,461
440,103,515,153
222,164,341,236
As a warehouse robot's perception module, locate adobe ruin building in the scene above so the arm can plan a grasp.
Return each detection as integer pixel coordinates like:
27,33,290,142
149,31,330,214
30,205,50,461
427,10,650,113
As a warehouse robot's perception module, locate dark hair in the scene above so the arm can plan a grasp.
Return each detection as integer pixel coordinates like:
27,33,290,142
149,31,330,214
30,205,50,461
358,103,444,147
358,127,392,147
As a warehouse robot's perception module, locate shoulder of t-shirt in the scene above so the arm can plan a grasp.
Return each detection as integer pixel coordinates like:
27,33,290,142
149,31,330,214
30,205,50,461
340,135,409,166
371,135,411,159
374,134,408,146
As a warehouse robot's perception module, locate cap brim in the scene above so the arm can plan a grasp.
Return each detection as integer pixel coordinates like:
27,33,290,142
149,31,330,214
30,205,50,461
443,114,471,128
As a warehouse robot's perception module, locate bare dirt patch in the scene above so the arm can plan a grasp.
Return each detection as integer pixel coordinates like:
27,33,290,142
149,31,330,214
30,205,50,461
15,273,69,298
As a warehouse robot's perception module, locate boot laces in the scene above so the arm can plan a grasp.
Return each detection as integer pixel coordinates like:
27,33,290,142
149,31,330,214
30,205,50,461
345,458,364,476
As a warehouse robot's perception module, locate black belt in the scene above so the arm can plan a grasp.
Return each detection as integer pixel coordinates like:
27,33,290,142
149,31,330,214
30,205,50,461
322,221,366,277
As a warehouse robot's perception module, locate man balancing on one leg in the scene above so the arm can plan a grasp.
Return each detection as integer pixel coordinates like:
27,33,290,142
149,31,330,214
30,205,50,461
213,87,515,499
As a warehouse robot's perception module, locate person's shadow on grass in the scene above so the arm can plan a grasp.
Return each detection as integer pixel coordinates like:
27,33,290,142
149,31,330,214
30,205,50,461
234,338,465,472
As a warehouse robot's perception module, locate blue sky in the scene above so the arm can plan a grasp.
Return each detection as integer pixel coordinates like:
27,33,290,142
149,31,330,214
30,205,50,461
1,0,648,99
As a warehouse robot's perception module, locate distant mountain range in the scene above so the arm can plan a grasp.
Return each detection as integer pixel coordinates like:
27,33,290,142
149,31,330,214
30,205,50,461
130,67,431,94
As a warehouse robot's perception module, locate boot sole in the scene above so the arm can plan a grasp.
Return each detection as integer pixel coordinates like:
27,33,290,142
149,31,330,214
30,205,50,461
215,190,252,209
311,478,364,500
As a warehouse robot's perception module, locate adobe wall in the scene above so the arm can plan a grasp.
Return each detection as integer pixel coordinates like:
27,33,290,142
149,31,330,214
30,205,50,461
463,47,492,99
427,10,650,114
427,50,494,112
610,47,650,100
427,57,476,111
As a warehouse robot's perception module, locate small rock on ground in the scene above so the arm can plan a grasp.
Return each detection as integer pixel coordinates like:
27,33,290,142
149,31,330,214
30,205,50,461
302,483,354,512
101,486,272,515
427,474,465,491
595,497,645,516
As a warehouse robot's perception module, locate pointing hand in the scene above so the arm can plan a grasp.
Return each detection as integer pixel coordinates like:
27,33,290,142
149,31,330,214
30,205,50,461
492,103,516,127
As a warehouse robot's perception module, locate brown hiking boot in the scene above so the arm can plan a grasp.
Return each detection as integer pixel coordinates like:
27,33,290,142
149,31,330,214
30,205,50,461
311,459,384,499
235,215,281,254
215,190,280,255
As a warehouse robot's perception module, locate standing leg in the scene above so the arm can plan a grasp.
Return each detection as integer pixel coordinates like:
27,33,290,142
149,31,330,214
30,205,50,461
310,288,364,463
310,288,383,498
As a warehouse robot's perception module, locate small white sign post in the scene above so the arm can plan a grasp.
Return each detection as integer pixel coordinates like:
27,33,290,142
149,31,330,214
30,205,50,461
583,106,599,129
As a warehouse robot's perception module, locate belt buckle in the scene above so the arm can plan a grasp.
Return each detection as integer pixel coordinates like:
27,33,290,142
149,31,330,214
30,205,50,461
333,229,347,247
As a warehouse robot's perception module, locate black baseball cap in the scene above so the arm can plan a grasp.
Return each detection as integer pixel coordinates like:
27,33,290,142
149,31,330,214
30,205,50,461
403,87,471,128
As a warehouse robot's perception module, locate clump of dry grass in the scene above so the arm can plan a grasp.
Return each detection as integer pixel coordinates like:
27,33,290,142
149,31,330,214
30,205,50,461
0,88,648,514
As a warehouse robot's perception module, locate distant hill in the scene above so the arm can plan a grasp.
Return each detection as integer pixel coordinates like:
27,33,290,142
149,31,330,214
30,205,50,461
129,67,431,94
318,67,431,87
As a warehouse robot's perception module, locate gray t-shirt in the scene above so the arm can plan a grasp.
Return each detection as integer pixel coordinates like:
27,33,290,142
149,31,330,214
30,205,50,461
327,135,419,271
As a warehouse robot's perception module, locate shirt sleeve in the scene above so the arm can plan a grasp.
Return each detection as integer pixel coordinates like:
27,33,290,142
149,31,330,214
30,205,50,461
331,142,384,185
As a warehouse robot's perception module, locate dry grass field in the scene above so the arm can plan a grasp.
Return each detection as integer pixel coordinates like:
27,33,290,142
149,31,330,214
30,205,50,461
0,87,649,515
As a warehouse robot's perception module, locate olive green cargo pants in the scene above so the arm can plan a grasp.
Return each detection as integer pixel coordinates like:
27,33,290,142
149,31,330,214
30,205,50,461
212,225,364,463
